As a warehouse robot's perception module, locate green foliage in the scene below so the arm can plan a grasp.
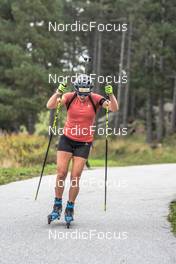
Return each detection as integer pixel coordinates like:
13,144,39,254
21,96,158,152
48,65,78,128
0,133,176,185
0,134,56,167
1,133,176,171
168,201,176,235
0,164,56,185
0,0,64,132
1,133,176,185
35,111,50,136
91,135,176,165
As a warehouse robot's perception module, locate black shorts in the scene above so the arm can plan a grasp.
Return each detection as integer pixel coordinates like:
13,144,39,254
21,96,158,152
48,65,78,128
57,134,92,159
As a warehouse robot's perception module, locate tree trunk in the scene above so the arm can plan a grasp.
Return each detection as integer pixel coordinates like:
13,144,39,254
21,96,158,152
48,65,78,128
13,121,20,133
115,28,126,129
146,90,153,144
123,20,132,127
96,31,102,94
171,77,176,133
92,30,97,75
49,109,55,127
157,40,165,141
130,91,136,119
156,0,165,140
27,113,35,134
94,29,103,132
157,90,164,141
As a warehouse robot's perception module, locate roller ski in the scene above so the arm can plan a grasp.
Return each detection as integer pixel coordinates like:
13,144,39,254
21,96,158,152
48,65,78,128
48,198,62,224
65,201,74,228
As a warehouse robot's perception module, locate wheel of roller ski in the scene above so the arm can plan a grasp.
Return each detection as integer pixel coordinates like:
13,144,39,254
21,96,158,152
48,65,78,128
66,222,70,229
48,215,52,225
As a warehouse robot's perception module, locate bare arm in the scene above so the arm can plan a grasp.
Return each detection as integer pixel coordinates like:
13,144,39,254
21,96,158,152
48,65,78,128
46,91,66,109
102,94,119,112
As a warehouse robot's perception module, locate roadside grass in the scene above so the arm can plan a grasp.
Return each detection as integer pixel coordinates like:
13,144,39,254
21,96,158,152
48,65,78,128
168,201,176,235
0,164,56,185
1,133,176,185
0,159,120,185
91,134,176,166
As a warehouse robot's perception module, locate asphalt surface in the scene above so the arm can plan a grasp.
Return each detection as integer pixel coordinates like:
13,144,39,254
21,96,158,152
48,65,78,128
0,164,176,264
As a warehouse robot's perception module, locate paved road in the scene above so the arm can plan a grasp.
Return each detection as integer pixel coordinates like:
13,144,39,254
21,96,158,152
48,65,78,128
0,164,176,264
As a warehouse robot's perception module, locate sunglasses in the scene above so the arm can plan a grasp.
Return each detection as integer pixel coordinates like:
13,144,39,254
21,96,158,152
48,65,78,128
77,93,89,97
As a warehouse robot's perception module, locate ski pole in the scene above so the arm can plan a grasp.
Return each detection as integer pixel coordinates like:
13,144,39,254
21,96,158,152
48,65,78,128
104,104,109,211
35,133,53,201
35,88,64,201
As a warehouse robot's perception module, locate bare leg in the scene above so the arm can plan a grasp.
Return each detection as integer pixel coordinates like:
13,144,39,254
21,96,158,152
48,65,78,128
55,151,72,199
68,156,87,202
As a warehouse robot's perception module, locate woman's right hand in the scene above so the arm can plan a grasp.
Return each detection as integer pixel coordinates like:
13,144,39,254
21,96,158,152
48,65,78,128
47,82,67,109
57,82,67,94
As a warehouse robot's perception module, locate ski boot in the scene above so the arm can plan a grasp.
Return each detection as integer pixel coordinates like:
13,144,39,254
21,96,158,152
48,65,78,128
48,198,62,224
65,201,74,228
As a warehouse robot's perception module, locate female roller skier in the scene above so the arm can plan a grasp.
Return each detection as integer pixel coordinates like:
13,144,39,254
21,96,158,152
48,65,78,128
47,74,118,226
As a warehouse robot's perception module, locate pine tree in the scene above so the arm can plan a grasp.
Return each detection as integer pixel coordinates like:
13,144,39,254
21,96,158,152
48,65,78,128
0,0,64,133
